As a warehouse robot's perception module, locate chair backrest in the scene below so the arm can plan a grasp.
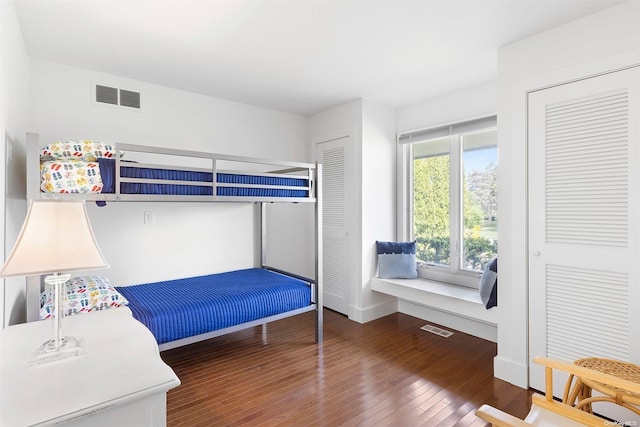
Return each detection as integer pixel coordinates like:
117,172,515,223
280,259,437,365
534,357,640,426
476,357,640,426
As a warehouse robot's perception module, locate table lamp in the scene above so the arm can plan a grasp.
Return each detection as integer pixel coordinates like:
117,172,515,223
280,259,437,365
0,200,109,364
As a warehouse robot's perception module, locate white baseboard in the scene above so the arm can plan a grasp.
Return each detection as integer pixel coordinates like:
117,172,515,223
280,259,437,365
493,355,529,388
348,299,397,324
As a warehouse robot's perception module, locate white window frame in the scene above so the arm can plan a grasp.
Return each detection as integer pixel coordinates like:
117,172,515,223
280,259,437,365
397,115,497,289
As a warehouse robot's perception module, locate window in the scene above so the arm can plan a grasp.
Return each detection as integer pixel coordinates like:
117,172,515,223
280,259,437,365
399,116,497,288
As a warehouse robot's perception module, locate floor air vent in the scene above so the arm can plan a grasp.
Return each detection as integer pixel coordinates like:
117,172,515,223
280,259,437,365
420,324,454,338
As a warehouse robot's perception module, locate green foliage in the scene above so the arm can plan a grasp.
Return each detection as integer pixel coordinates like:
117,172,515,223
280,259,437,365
413,156,449,237
463,235,498,270
415,236,450,265
467,162,497,221
413,155,497,271
463,185,485,230
415,235,497,270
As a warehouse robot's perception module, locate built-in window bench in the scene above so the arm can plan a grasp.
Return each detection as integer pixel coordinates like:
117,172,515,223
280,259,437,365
371,277,497,342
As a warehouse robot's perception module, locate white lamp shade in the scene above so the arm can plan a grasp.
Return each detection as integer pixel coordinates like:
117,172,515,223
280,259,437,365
0,200,109,277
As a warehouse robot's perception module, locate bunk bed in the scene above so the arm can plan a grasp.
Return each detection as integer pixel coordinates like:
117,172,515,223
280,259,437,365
25,133,323,349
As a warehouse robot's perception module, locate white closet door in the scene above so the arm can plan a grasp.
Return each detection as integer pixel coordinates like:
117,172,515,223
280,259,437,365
317,136,351,315
528,66,640,400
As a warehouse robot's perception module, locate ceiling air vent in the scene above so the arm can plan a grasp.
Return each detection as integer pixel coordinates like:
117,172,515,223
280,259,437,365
94,84,141,110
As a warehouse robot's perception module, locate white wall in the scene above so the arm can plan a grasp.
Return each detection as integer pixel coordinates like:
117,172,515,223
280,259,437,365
497,0,640,387
309,99,397,323
359,100,396,321
1,0,30,327
397,81,497,134
30,60,309,160
309,99,363,143
28,60,312,289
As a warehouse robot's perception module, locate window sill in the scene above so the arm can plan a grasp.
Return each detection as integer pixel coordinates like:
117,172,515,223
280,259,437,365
371,276,497,326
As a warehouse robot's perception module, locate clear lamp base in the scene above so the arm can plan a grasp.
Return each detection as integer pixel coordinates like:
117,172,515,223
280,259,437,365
29,336,85,366
28,272,85,366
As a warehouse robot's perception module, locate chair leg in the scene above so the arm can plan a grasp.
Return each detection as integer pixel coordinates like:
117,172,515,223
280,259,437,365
563,374,575,404
575,385,593,413
566,377,584,407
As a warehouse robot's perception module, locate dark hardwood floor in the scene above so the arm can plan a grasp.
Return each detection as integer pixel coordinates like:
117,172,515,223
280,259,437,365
161,309,532,426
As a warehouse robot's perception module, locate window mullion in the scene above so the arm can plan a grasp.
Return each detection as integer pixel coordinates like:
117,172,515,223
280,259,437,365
449,133,462,275
406,143,415,241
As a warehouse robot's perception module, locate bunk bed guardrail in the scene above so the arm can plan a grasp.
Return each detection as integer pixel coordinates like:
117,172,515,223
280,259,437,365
27,133,317,203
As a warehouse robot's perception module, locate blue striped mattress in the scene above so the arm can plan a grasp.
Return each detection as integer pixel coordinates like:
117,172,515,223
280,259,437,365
115,268,312,345
97,158,309,197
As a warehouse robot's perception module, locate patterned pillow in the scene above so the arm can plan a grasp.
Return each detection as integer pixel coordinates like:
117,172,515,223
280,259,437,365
376,241,418,279
40,159,104,194
40,276,128,319
40,140,122,162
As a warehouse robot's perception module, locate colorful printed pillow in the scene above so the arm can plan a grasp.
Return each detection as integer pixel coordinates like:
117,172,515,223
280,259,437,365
39,275,128,319
40,159,104,194
376,241,418,279
40,140,122,162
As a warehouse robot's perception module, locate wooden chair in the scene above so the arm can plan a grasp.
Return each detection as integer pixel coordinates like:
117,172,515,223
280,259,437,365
476,357,640,426
564,357,640,416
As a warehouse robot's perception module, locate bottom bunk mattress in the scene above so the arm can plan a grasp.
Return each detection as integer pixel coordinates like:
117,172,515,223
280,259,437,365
115,268,312,345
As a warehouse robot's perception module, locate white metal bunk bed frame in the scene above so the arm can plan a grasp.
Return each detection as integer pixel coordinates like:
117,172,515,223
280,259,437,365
24,132,324,346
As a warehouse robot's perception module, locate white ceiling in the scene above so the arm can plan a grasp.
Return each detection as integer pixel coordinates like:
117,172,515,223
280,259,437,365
14,0,626,116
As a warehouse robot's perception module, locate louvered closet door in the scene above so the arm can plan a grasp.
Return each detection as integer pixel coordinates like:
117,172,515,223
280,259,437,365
317,136,351,315
528,66,640,405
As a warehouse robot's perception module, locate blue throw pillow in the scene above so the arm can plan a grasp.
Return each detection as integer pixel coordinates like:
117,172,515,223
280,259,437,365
376,241,418,279
479,258,497,309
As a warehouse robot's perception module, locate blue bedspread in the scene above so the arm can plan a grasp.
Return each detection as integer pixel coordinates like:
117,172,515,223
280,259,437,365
115,268,312,344
97,158,309,197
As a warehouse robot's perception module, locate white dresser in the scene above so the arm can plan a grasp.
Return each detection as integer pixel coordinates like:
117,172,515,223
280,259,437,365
0,307,180,426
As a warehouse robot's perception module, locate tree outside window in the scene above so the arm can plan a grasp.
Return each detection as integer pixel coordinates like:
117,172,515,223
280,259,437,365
412,128,497,283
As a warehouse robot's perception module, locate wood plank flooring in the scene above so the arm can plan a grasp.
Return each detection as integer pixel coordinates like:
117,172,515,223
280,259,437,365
162,309,532,426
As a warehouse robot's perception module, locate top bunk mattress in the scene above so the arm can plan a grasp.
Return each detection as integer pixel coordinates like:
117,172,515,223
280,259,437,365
39,158,310,198
115,268,312,345
34,138,314,200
